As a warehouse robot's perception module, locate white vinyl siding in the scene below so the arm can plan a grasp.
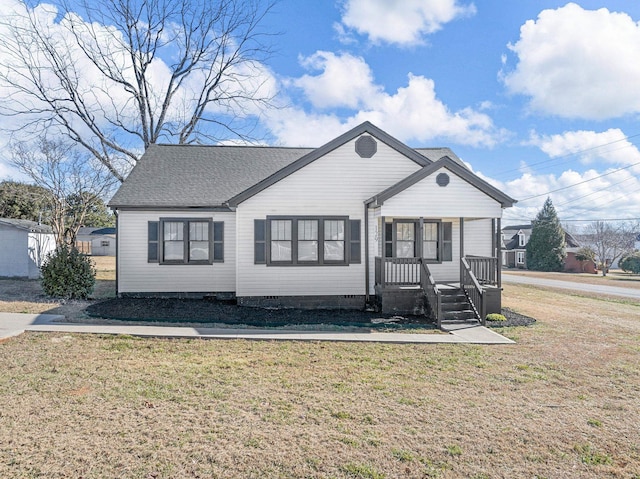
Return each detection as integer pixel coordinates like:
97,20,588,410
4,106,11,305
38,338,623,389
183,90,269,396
0,225,55,279
117,210,235,293
236,136,421,297
380,167,503,218
463,218,494,257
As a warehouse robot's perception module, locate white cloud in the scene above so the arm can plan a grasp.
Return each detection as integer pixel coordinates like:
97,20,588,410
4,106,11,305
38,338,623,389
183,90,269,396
484,166,640,224
293,52,381,109
529,129,640,170
338,0,475,46
270,52,506,148
502,3,640,119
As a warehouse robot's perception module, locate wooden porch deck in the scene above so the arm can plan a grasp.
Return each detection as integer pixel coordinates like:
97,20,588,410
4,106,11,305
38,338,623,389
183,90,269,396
374,256,501,327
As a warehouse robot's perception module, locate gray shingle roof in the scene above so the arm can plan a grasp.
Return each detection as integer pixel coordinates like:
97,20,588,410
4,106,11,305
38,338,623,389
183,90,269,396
109,144,313,208
78,227,116,236
0,217,53,233
109,123,503,209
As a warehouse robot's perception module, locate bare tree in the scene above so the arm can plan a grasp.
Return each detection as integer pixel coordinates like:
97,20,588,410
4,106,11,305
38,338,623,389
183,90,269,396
11,138,117,246
0,0,276,181
579,221,637,276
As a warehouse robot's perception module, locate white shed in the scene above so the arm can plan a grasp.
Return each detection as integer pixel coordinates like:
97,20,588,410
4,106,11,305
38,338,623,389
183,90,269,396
76,227,116,256
0,218,56,279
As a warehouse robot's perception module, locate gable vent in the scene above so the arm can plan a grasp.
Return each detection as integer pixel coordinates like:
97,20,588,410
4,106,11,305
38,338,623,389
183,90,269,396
355,135,377,158
436,173,450,187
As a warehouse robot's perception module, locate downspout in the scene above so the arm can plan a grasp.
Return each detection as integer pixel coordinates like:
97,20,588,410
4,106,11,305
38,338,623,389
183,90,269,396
364,202,370,304
114,210,119,297
497,217,502,288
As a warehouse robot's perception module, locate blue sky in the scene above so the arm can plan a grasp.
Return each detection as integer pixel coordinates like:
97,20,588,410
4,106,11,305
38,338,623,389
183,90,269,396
2,0,640,227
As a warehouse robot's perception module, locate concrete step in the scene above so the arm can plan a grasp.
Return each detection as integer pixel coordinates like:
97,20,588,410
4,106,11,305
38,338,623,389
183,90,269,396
441,301,471,312
440,318,480,325
441,310,477,321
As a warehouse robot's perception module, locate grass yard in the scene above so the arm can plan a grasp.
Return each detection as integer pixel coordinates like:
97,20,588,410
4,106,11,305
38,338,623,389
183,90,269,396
504,268,640,289
1,281,640,477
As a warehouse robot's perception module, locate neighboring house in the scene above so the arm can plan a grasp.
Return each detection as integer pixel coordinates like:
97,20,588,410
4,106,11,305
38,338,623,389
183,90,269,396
563,230,597,274
76,227,117,256
501,225,531,269
109,122,516,324
0,218,56,279
502,224,596,273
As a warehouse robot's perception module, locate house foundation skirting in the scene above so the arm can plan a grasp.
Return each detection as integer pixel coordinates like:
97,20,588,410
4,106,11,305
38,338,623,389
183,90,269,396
119,291,235,300
374,285,425,316
237,295,366,310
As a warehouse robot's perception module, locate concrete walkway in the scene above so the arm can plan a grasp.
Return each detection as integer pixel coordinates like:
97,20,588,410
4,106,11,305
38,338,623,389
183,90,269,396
0,312,514,344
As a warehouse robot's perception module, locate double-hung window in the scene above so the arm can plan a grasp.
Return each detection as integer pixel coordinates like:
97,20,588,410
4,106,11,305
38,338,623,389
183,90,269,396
384,220,452,263
297,220,318,262
396,222,416,258
255,216,360,266
323,219,345,262
422,222,438,260
148,219,224,264
271,219,292,262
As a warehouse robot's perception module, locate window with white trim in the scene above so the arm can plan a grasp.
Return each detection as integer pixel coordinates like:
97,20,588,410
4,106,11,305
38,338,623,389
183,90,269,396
518,232,526,247
516,251,525,264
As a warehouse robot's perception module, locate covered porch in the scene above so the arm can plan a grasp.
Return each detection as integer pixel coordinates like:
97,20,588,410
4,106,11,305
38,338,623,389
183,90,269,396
373,255,501,327
368,214,503,327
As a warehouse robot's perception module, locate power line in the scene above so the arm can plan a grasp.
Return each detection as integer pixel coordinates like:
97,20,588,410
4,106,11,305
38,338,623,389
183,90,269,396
492,131,640,179
517,159,640,202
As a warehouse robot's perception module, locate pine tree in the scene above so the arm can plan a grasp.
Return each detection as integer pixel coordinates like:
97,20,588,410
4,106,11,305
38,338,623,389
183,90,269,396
526,198,566,271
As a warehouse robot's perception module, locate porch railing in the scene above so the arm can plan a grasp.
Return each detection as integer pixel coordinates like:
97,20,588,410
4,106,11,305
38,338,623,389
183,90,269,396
461,257,486,325
374,257,421,286
420,260,442,328
465,255,498,286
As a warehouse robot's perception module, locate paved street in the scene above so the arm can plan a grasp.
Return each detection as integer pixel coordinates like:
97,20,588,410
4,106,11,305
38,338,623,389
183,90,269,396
502,272,640,300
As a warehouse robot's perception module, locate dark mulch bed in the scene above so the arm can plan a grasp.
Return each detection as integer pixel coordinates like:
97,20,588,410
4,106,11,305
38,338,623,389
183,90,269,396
86,298,432,329
488,307,536,328
86,298,536,330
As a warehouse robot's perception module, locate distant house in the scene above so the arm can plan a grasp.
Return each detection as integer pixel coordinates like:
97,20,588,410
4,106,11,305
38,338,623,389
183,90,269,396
0,218,56,279
109,122,516,324
76,227,116,256
501,225,530,268
502,224,596,273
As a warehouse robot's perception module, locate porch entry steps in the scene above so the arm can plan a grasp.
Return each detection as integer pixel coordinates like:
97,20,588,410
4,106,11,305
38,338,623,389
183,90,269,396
438,287,479,324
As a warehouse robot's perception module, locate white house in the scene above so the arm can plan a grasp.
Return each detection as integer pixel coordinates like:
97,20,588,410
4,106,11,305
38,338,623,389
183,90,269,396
76,227,116,256
109,122,516,325
0,218,56,279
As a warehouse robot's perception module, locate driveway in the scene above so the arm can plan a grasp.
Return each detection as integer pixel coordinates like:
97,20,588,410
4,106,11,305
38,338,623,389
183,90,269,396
502,272,640,300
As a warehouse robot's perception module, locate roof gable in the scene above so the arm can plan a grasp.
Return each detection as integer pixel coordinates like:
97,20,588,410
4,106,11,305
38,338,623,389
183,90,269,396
367,156,516,208
228,122,431,207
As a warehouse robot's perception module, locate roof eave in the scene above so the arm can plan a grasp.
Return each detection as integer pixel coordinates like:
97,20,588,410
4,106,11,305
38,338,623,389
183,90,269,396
372,156,517,208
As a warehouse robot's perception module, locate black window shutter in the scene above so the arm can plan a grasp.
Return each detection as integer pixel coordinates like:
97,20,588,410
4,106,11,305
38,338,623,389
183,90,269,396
442,222,453,261
349,219,361,264
213,221,224,261
254,219,266,264
148,221,159,262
